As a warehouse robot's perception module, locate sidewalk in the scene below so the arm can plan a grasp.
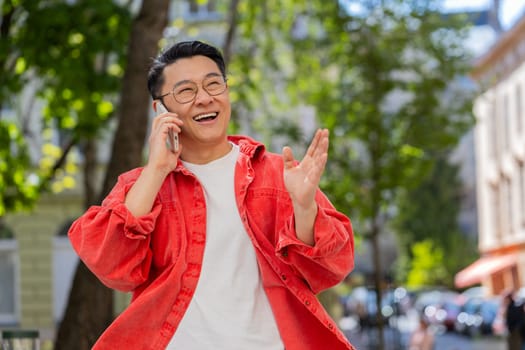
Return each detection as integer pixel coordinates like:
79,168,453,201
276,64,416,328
469,336,505,350
345,328,506,350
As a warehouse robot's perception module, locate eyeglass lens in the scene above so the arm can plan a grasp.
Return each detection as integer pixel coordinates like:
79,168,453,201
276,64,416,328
173,76,226,104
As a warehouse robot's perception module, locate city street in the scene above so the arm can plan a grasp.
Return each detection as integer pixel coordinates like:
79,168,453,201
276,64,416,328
345,329,505,350
340,313,506,350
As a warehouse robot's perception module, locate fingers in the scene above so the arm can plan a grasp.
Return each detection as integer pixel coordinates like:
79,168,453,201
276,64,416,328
284,128,329,167
147,114,183,161
306,129,329,181
306,128,329,159
282,128,329,181
313,152,328,176
150,114,183,147
305,130,320,158
152,113,183,134
282,146,295,169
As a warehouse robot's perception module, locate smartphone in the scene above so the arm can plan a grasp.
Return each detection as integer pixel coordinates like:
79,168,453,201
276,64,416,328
157,103,179,152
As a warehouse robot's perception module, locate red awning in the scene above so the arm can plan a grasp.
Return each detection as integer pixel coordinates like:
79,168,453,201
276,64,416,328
454,253,518,289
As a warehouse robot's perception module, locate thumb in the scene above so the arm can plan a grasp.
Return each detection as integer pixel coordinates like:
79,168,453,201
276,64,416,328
282,146,295,170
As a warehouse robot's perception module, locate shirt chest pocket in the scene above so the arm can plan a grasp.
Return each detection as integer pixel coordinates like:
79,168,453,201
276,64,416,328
245,188,294,242
149,202,186,270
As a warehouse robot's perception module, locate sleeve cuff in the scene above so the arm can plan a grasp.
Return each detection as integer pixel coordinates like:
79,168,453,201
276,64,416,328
109,202,162,240
276,207,342,258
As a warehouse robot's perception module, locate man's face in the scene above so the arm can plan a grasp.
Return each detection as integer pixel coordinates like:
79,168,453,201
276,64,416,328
159,55,231,151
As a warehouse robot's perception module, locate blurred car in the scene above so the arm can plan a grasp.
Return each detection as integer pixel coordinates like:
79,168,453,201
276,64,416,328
461,286,487,299
455,297,504,337
454,296,500,337
425,298,463,332
341,286,407,329
415,288,463,332
477,297,500,334
414,289,463,333
455,296,483,336
414,288,460,314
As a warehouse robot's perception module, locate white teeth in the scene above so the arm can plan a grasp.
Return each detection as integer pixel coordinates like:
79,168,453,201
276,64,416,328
193,112,217,121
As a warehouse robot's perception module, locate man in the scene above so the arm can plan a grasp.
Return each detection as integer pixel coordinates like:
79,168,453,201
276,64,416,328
505,291,524,350
68,40,355,350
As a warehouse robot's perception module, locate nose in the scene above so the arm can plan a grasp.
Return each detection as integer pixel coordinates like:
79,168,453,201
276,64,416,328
193,86,213,105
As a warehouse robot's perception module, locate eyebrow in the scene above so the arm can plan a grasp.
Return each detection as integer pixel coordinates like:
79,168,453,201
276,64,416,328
173,72,222,88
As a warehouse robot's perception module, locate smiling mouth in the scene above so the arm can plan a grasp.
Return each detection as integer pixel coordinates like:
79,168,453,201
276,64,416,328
193,112,218,122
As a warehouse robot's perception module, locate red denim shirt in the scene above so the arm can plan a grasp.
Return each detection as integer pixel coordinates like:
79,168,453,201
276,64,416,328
69,135,355,350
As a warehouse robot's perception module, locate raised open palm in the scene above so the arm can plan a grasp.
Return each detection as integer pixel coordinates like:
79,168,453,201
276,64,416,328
282,129,329,209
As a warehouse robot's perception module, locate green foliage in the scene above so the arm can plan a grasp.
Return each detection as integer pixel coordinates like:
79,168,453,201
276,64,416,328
221,1,478,300
225,0,477,251
0,0,132,214
227,0,314,145
392,153,478,286
406,239,447,288
394,154,462,247
17,0,131,138
0,1,26,104
0,120,38,215
311,1,476,228
2,0,478,258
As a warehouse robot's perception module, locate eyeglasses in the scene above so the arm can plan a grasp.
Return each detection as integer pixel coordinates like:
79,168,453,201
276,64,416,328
157,74,227,104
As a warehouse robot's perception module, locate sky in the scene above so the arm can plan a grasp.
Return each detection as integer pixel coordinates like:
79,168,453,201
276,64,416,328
442,0,525,30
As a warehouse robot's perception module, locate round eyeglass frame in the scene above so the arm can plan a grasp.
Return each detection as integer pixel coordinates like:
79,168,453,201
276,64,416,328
156,76,228,104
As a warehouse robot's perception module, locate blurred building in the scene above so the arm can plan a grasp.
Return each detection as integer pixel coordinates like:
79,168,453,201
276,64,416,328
455,12,525,295
449,3,504,243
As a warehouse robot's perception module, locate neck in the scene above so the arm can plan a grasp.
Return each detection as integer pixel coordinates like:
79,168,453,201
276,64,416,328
180,139,232,164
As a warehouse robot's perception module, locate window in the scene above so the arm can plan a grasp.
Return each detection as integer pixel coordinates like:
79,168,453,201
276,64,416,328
188,0,217,16
503,94,510,150
518,161,525,227
499,180,507,237
490,100,499,160
491,184,501,239
516,84,523,135
505,177,513,235
0,223,19,324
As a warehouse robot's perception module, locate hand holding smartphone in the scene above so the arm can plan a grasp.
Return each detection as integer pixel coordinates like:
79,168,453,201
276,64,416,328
157,103,179,152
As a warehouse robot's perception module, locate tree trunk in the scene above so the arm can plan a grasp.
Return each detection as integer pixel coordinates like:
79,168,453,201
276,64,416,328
54,1,170,348
101,0,170,199
54,262,113,350
222,0,241,67
83,139,98,209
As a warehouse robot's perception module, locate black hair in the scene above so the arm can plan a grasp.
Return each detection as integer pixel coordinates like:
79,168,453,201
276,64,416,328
147,40,226,100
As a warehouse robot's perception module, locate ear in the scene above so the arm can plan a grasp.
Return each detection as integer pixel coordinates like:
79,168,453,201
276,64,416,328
152,100,160,113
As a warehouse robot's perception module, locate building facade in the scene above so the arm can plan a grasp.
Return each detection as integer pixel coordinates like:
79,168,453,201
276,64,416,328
455,14,525,295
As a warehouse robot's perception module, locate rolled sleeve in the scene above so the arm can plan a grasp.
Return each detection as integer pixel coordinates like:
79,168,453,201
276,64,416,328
275,204,354,294
68,169,162,291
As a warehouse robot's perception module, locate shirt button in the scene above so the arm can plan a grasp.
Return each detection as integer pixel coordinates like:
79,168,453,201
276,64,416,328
305,300,311,306
281,274,287,280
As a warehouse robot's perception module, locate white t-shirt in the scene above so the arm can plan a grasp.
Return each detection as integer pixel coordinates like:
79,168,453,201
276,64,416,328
166,144,284,350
